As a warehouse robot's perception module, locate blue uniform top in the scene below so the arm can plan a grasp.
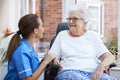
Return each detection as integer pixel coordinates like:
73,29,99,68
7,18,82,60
4,38,40,80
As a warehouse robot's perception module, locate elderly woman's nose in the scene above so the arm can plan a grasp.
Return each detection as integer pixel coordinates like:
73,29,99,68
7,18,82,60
69,19,74,23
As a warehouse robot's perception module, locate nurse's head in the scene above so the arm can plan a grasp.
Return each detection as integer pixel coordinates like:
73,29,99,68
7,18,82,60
18,14,44,39
4,14,44,62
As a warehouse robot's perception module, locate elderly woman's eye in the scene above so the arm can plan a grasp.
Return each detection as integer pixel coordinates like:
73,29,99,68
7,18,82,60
74,18,79,20
72,18,79,21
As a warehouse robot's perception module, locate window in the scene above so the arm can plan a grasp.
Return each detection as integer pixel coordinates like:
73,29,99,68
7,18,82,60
20,0,36,16
62,0,75,22
85,2,104,37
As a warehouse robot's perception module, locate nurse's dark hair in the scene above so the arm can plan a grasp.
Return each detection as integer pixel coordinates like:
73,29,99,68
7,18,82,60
4,14,40,62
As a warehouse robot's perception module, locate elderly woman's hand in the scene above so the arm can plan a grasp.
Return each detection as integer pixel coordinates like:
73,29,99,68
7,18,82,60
53,57,63,71
91,63,105,80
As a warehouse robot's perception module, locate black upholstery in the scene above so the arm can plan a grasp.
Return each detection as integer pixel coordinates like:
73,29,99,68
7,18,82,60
50,22,69,48
44,22,69,80
56,22,69,35
44,60,60,80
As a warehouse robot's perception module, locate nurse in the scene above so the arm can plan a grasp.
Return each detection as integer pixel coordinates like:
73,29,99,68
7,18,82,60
3,14,55,80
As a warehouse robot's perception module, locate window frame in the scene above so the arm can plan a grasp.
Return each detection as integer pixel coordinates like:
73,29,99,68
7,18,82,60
86,2,104,37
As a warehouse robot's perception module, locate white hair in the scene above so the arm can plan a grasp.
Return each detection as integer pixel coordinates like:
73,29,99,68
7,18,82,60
68,4,92,23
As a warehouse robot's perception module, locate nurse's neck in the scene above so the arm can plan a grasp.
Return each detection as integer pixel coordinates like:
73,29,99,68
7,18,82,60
27,35,38,47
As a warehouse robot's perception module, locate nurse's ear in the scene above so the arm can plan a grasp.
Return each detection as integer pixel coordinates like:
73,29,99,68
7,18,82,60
85,22,87,25
34,28,38,34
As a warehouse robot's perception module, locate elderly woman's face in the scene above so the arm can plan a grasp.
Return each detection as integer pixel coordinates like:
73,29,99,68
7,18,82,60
67,11,86,37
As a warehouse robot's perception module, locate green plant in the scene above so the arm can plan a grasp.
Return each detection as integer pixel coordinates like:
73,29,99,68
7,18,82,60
108,39,118,55
0,48,6,67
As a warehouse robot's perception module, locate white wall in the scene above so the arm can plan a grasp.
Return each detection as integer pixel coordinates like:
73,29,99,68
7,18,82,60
0,0,20,31
0,0,21,60
8,0,21,31
118,0,120,54
0,0,9,30
0,0,21,79
0,0,21,49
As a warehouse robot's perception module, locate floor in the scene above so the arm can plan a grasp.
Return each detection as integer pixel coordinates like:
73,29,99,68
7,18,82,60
110,67,120,80
1,64,120,80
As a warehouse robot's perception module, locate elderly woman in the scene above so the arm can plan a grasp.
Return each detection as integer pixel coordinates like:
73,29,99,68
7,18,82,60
49,5,116,80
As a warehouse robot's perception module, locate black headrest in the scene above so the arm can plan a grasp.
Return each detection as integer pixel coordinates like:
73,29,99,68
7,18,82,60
56,22,69,35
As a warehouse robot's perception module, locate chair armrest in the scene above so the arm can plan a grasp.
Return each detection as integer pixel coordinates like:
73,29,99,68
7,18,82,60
104,63,117,75
109,63,116,68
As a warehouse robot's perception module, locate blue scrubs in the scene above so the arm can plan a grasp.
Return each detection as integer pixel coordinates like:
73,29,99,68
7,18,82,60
4,38,40,80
